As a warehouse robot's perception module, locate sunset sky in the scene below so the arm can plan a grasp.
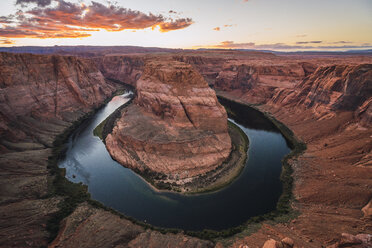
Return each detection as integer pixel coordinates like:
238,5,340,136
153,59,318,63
0,0,371,51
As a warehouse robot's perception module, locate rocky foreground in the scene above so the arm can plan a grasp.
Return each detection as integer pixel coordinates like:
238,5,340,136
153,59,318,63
0,50,371,247
105,58,233,190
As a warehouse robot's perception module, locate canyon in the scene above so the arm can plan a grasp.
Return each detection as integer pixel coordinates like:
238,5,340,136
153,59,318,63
0,49,371,248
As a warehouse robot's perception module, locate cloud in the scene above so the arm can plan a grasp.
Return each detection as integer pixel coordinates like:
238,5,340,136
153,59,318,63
196,40,372,51
296,34,307,38
330,41,352,44
16,0,52,7
0,0,194,40
0,38,15,44
158,18,193,32
215,41,255,48
0,16,14,24
296,41,322,44
213,24,234,31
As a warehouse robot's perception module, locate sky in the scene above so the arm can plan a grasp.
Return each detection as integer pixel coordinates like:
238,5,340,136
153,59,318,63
0,0,371,51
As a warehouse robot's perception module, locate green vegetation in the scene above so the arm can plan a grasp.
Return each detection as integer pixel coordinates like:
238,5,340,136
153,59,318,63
228,120,249,152
47,110,97,241
100,98,133,142
93,118,107,140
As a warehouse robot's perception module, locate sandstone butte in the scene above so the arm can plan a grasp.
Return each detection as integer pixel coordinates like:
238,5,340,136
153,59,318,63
105,59,232,186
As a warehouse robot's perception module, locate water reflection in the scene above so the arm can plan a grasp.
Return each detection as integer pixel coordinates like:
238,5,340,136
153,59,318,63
59,92,291,231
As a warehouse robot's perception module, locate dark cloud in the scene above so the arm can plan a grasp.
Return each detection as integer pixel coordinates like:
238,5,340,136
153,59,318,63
0,0,193,40
16,0,52,7
296,41,322,44
0,15,14,24
330,41,352,44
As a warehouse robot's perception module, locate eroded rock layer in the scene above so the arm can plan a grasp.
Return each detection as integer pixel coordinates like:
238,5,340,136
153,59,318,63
0,52,119,247
1,49,372,248
94,55,144,86
270,64,372,124
106,59,232,182
0,52,116,148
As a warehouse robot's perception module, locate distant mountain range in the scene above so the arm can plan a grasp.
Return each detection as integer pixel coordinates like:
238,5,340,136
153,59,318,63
0,45,371,56
0,45,182,56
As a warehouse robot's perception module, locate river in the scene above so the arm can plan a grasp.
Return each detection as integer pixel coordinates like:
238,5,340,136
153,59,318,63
59,91,291,231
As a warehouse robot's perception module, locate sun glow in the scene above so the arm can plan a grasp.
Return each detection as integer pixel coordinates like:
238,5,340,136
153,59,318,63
0,0,370,50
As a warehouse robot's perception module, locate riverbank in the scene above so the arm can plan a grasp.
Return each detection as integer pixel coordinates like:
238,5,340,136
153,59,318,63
212,91,372,248
49,89,305,244
93,100,249,194
217,94,306,215
46,87,130,241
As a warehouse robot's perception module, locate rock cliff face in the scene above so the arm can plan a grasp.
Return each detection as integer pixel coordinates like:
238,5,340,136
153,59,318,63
0,52,116,148
172,55,226,85
219,61,372,248
1,49,371,248
0,52,118,247
174,52,318,104
94,55,144,86
213,63,316,103
49,203,214,248
105,59,232,183
270,64,372,124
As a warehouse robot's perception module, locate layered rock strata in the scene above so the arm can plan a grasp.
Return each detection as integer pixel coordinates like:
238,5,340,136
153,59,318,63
270,64,372,125
105,59,232,186
0,52,116,148
0,52,118,247
94,55,144,86
49,203,214,248
218,63,372,248
1,50,372,247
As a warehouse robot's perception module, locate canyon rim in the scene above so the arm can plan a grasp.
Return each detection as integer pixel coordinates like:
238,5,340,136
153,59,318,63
0,0,372,247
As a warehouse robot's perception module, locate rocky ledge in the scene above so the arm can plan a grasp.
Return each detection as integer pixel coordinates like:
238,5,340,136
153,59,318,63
105,58,239,192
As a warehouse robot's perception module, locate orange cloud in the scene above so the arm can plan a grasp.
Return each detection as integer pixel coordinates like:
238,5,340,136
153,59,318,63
296,41,322,44
158,18,194,32
213,24,234,31
0,0,194,40
217,41,255,48
0,38,14,44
